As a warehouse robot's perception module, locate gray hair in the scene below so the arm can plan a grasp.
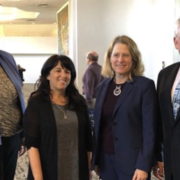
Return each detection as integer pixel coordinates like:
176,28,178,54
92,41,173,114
174,18,180,37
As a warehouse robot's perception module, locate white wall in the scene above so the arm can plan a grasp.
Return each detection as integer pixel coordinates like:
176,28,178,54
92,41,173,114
0,37,58,83
14,54,53,83
75,0,104,93
0,0,177,87
73,0,176,92
102,0,175,84
0,37,57,54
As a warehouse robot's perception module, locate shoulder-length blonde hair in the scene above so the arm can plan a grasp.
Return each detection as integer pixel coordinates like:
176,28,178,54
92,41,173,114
102,35,144,80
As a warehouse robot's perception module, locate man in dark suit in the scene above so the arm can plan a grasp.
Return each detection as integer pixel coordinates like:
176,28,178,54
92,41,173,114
82,51,104,109
82,51,104,131
154,17,180,180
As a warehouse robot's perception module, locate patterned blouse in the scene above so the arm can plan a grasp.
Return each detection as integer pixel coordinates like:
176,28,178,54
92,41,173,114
0,64,22,136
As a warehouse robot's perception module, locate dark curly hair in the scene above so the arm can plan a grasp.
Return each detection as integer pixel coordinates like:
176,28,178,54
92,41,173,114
30,54,85,111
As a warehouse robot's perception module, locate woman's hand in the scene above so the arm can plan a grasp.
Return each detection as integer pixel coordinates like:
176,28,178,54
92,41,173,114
89,170,93,179
28,147,43,180
94,165,100,176
18,138,26,156
18,145,26,156
132,169,148,180
152,162,164,180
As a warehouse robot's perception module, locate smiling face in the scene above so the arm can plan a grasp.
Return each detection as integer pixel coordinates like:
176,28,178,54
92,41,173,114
47,62,71,92
110,43,133,79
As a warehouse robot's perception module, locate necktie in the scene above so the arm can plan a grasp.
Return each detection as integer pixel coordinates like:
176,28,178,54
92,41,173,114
173,81,180,120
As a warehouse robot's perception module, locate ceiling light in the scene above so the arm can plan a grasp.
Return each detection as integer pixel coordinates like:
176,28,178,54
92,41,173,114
36,4,51,8
26,19,36,22
0,7,39,21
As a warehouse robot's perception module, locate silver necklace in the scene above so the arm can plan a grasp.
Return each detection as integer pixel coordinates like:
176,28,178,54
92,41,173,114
56,104,67,119
113,86,121,96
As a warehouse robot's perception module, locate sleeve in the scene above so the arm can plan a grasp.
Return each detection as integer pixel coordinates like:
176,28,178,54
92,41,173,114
156,71,163,162
0,135,1,145
23,98,41,149
84,104,93,151
135,80,158,172
8,53,20,74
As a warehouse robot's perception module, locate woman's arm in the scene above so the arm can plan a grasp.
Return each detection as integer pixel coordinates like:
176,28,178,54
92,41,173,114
87,151,93,178
87,151,91,169
28,147,43,180
135,80,157,172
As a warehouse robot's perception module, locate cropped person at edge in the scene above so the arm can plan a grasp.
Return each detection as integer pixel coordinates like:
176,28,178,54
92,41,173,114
0,50,26,180
153,17,180,180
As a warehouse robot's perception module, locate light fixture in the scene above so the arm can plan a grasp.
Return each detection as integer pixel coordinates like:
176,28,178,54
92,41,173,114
36,4,51,8
0,4,2,13
0,6,39,21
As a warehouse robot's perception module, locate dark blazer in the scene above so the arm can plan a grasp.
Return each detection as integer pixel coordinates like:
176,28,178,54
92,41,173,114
91,75,157,176
82,62,103,102
157,62,180,180
24,94,92,180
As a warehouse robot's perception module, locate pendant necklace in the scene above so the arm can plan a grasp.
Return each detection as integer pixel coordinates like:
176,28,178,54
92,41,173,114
113,86,121,96
56,104,67,119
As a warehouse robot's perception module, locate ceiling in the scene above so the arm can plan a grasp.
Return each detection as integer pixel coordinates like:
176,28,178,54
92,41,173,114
0,0,67,36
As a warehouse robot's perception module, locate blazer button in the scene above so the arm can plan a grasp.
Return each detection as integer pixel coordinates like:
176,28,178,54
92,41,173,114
114,137,119,141
113,122,117,126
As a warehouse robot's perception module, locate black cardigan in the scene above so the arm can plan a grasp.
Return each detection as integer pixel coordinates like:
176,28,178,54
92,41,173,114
23,94,92,180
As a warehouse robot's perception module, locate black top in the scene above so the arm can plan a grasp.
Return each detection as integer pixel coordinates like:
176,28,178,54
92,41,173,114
99,80,126,153
24,94,92,180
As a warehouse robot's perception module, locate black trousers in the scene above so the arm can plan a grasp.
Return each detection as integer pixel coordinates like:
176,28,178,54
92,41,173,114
88,108,94,133
0,133,20,180
171,174,174,180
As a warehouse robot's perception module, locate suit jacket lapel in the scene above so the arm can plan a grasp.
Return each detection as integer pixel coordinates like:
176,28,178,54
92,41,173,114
95,79,112,126
161,85,174,126
175,111,180,126
171,64,180,125
174,84,180,125
162,64,180,126
112,80,133,118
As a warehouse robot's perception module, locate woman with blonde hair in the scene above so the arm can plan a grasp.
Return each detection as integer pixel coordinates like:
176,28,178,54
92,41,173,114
91,35,157,180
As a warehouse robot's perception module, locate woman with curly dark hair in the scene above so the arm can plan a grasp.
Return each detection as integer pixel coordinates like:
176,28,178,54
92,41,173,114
23,54,92,180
